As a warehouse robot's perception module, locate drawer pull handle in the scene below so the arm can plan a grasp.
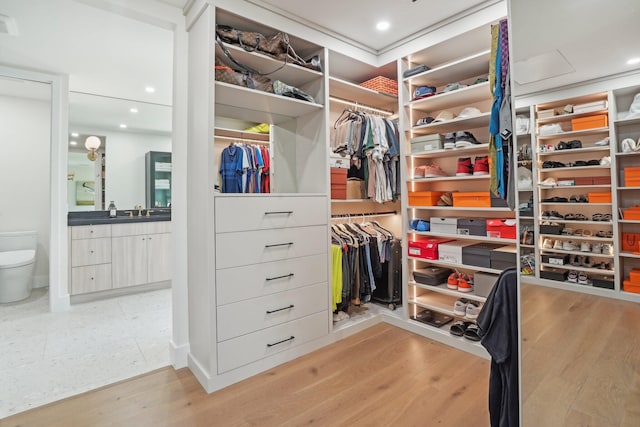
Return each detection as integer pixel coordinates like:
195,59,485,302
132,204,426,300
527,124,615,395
267,336,295,347
266,273,294,281
266,304,294,314
264,211,293,215
265,242,293,248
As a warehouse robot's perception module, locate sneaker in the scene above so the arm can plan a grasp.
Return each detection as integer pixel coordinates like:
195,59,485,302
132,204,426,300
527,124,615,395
456,157,474,176
414,166,426,178
570,255,581,266
549,211,564,220
437,192,454,206
444,133,456,149
454,131,481,148
539,177,558,187
591,243,603,254
602,243,613,255
578,272,589,285
621,138,637,153
423,164,449,178
563,240,580,251
447,272,459,290
567,270,578,283
553,239,563,249
473,156,490,175
465,301,481,320
594,137,610,146
458,274,474,293
600,156,611,166
453,298,469,316
543,238,553,249
580,242,592,252
582,256,594,268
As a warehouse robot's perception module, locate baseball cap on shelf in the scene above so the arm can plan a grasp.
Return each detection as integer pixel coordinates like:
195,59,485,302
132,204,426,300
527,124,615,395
433,110,455,122
416,116,435,126
627,93,640,119
413,85,436,100
443,82,468,92
457,107,482,118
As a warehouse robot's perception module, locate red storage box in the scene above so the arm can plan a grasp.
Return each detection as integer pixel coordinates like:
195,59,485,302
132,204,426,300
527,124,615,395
408,237,454,260
331,168,347,185
588,192,612,203
573,177,594,186
452,192,491,208
359,76,398,96
486,219,517,239
571,114,608,131
593,176,611,185
408,191,444,206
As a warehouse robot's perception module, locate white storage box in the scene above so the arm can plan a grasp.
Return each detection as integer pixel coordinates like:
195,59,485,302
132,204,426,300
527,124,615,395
411,134,443,153
537,109,555,119
573,100,608,114
438,241,476,264
430,217,457,235
329,153,350,169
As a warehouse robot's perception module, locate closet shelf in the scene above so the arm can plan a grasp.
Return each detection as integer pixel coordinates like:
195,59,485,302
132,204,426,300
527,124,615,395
619,220,640,224
537,146,611,156
215,42,323,88
408,205,514,212
409,175,489,183
408,144,489,159
539,233,613,242
536,109,609,125
539,247,615,258
328,77,397,110
214,127,270,143
538,165,611,173
536,127,609,141
404,50,490,87
408,230,516,245
411,112,491,135
215,82,323,124
539,202,612,207
540,263,615,275
408,280,487,303
615,151,640,157
407,82,490,112
407,315,487,354
618,186,640,191
620,252,640,259
408,256,503,274
537,219,613,225
613,116,640,126
520,244,535,249
539,184,612,190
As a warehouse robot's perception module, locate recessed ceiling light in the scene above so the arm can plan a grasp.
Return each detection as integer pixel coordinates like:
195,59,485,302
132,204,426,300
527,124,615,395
119,124,127,129
69,140,77,146
129,107,138,113
145,86,155,93
71,132,79,137
627,57,640,65
376,21,390,31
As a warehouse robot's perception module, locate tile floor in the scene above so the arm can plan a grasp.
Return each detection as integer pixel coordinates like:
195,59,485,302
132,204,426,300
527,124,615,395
0,287,171,418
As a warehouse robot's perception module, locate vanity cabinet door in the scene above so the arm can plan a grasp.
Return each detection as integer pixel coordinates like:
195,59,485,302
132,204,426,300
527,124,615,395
111,235,148,288
71,264,112,294
147,233,172,283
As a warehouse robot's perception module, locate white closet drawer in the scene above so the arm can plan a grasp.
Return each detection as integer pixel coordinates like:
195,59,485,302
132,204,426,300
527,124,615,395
216,253,328,305
216,282,327,342
71,264,112,294
214,195,327,233
217,311,328,373
71,238,112,267
215,225,327,269
71,224,111,240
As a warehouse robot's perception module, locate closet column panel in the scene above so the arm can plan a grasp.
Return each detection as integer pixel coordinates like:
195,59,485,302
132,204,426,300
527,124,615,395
186,3,218,384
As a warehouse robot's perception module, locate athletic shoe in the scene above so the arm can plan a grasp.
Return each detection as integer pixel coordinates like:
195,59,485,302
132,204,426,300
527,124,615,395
456,157,473,176
562,240,580,251
465,301,481,320
602,243,614,255
447,272,459,290
473,156,490,175
578,272,589,285
567,270,578,283
553,239,563,249
594,137,610,146
458,274,474,292
580,242,592,252
539,177,558,187
444,133,456,149
453,298,469,316
454,131,481,148
542,238,553,249
423,164,449,178
581,256,594,268
591,243,603,254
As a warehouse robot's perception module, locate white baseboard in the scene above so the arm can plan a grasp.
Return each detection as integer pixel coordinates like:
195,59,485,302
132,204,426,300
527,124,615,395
170,340,190,369
187,353,212,392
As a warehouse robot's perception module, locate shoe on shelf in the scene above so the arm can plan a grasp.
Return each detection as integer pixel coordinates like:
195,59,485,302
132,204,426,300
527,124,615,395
568,270,579,283
591,243,603,254
539,177,558,187
582,256,594,268
473,156,490,175
563,240,580,251
549,211,564,220
458,274,474,293
542,238,553,249
423,164,449,178
594,137,610,146
553,239,563,249
453,298,469,316
600,156,611,166
580,241,592,252
444,133,456,149
414,166,426,178
465,301,481,320
447,272,460,290
621,138,637,153
578,272,589,285
437,192,454,206
456,157,474,176
570,255,581,266
454,131,481,148
602,243,614,255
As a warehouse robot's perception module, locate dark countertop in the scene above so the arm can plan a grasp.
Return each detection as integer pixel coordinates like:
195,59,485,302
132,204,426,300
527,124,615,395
68,210,171,226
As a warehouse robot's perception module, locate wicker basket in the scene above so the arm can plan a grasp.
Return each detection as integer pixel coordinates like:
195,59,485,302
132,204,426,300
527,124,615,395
359,76,398,96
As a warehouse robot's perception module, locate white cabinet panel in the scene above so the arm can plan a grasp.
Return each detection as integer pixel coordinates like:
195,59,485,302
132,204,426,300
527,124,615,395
71,264,112,294
217,311,328,373
147,233,172,283
216,253,328,305
216,283,327,341
71,238,112,267
111,221,171,237
215,196,327,233
71,224,111,240
215,225,327,269
111,235,148,288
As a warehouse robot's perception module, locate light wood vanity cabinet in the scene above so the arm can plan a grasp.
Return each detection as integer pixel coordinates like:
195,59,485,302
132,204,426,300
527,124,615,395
68,221,171,296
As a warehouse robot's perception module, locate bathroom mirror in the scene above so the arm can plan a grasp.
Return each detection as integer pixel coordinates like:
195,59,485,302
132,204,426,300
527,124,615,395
68,91,172,211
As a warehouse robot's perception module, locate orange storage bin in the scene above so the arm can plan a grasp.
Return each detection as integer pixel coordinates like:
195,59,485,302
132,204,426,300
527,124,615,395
330,168,347,185
624,280,640,294
571,114,608,131
624,167,640,186
623,207,640,220
408,191,444,206
453,191,491,208
588,192,612,203
629,269,640,283
359,76,398,96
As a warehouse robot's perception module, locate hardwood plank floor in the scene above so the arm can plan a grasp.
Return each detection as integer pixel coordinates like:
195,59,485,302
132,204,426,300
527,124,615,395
0,323,490,427
521,284,640,427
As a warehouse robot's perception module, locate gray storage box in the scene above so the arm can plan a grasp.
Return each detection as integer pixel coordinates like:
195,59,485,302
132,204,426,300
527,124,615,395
431,217,458,235
457,218,487,236
462,243,506,268
411,134,443,153
413,267,453,286
474,272,499,297
490,246,518,270
540,268,568,282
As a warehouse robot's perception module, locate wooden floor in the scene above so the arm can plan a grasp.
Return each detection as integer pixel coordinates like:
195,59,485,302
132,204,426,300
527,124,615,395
521,284,640,427
0,323,490,427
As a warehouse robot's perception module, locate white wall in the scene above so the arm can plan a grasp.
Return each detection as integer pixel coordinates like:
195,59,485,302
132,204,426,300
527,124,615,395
0,94,51,287
72,127,171,210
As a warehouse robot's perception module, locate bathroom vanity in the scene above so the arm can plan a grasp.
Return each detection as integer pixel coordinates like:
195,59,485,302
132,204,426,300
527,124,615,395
67,211,171,297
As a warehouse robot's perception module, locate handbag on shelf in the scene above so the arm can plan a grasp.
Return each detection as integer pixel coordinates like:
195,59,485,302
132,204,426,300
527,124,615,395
214,57,274,93
622,233,640,252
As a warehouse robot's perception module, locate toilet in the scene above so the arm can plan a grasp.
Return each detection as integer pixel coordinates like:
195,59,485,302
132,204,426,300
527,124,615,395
0,231,37,303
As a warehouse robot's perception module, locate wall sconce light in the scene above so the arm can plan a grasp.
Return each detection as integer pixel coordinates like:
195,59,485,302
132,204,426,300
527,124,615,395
85,136,101,161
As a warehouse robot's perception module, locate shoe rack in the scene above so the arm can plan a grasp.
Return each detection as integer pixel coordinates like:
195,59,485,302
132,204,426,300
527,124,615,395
515,106,536,279
400,22,513,356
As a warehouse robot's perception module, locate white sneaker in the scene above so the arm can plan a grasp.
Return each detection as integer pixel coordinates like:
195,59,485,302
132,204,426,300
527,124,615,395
553,239,563,249
563,240,580,251
543,238,553,249
594,137,610,146
602,243,614,255
600,156,611,166
581,242,592,252
465,302,481,320
592,243,603,254
454,299,469,316
539,177,557,187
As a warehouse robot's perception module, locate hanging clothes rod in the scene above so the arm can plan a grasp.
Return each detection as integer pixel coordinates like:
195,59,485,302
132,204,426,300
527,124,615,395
331,211,397,219
214,135,270,145
328,96,394,116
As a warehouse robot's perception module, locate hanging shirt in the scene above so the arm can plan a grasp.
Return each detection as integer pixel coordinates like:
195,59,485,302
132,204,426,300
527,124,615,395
220,145,244,193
